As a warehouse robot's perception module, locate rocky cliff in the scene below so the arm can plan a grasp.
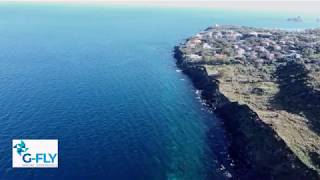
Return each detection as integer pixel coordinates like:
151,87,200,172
174,25,320,179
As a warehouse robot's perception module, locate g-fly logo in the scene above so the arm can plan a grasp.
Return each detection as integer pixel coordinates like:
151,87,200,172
12,139,58,168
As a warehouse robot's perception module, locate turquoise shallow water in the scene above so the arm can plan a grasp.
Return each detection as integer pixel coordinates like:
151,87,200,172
0,4,319,180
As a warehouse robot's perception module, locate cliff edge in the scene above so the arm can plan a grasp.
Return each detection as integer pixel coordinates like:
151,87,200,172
174,25,320,179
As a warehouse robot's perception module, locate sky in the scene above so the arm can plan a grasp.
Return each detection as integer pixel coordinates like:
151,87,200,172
0,1,320,15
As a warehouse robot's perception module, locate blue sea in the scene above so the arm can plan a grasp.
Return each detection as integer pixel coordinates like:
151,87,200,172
0,3,319,180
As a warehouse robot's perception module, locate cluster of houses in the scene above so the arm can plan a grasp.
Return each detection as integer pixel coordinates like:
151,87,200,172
182,25,320,65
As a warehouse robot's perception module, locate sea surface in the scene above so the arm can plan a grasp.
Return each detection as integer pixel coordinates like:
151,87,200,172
0,4,319,180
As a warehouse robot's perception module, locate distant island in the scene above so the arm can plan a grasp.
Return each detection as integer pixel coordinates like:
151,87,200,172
174,25,320,179
287,16,303,22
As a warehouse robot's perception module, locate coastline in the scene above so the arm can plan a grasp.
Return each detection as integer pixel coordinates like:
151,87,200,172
173,26,320,179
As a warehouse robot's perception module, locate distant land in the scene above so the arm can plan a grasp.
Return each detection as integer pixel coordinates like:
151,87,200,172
174,25,320,179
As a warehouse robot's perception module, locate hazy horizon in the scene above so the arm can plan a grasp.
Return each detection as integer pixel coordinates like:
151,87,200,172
1,1,320,16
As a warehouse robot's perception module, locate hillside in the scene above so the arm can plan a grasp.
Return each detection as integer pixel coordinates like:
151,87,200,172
174,25,320,179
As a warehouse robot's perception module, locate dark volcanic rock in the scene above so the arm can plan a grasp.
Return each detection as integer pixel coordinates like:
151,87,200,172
173,38,320,179
216,103,318,179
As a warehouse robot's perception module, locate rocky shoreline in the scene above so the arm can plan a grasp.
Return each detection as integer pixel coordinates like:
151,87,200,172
174,25,320,179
